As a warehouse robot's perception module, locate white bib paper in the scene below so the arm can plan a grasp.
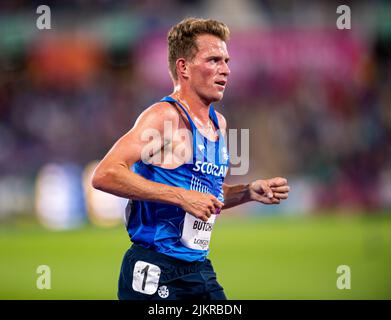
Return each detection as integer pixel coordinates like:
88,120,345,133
132,260,161,295
180,213,216,250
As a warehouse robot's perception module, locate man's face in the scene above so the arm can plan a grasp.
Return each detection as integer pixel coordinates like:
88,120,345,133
187,34,230,103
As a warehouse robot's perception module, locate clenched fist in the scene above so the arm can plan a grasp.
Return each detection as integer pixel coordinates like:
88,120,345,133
248,177,290,205
179,190,223,222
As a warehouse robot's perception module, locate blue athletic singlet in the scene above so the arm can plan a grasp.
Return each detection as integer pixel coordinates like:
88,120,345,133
125,96,230,262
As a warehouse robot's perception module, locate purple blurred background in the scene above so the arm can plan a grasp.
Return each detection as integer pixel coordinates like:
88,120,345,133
0,0,390,225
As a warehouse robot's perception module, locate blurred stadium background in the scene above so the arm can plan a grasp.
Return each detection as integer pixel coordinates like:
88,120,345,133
0,0,390,299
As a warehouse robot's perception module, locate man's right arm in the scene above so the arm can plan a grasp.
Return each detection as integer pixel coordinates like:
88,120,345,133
91,102,222,222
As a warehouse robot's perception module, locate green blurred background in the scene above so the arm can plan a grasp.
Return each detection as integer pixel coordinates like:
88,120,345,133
1,0,391,299
1,213,391,299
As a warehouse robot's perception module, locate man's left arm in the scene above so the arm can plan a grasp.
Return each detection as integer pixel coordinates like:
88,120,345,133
214,112,290,209
222,178,290,210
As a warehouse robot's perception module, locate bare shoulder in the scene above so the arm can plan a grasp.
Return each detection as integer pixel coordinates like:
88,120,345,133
138,101,179,122
133,101,180,131
214,110,227,131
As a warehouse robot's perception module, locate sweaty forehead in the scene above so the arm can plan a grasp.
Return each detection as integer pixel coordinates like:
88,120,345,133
194,34,229,57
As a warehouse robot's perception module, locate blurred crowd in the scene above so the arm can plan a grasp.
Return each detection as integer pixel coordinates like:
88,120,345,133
0,0,390,220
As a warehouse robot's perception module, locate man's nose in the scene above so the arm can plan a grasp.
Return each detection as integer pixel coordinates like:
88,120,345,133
220,62,230,76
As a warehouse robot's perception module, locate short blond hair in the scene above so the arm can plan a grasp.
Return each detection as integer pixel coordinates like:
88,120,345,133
167,17,230,80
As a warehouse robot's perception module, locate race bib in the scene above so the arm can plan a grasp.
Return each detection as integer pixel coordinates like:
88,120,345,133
180,213,216,250
132,261,161,295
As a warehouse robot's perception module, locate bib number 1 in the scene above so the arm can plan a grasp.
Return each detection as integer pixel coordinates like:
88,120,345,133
132,261,161,295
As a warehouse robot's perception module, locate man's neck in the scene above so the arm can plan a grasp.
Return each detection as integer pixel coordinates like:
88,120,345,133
171,86,211,123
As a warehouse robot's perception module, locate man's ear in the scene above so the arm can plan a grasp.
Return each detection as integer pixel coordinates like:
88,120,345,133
176,58,190,79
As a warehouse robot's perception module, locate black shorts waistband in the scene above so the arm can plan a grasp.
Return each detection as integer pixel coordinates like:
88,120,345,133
130,243,207,267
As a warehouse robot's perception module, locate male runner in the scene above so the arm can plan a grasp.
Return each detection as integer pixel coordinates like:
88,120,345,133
92,18,290,300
